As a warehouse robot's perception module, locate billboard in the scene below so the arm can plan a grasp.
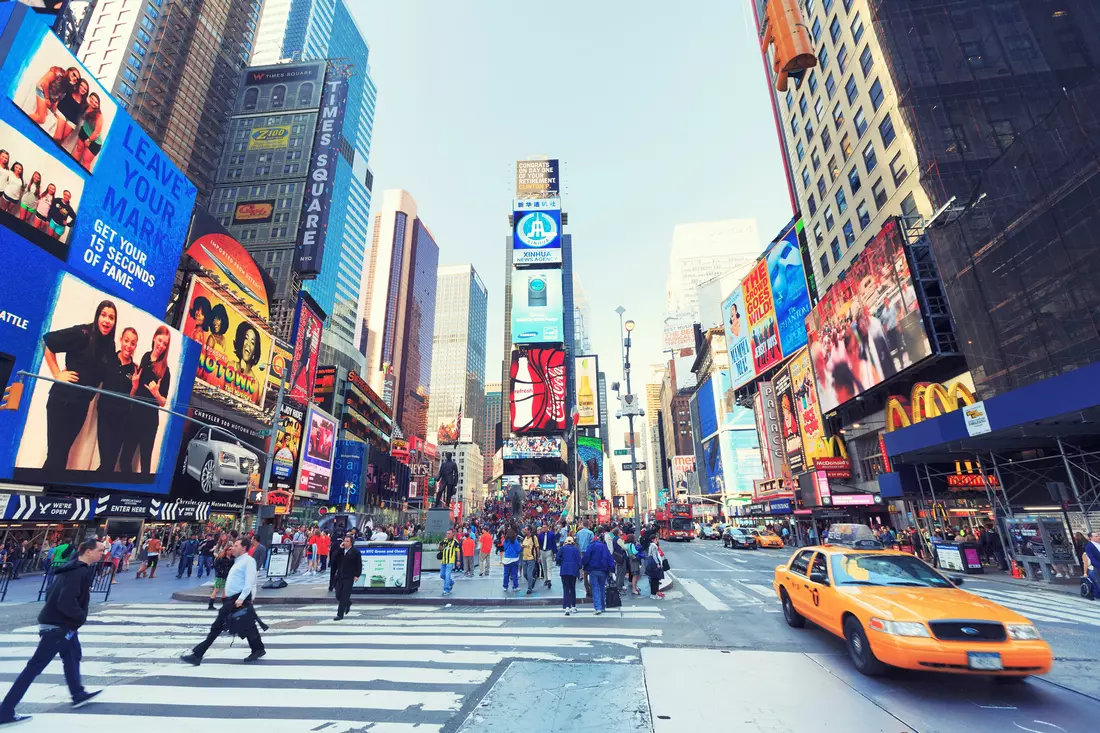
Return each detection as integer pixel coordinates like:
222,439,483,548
577,435,603,494
672,455,697,495
724,429,763,495
766,221,812,356
8,269,198,493
296,404,336,499
185,212,270,321
509,346,567,433
270,400,304,492
247,125,290,150
696,375,717,440
663,311,697,389
773,366,804,473
312,364,337,413
515,159,560,197
180,278,272,410
701,436,724,494
511,268,563,344
805,219,932,413
788,347,828,469
287,292,324,405
512,209,562,265
502,435,562,460
169,407,264,513
232,200,276,224
722,288,754,388
295,67,349,275
0,7,197,312
744,260,782,374
753,382,785,480
330,439,364,506
574,355,599,427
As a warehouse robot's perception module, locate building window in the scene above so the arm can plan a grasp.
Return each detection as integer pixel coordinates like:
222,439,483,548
136,27,152,44
297,82,314,106
243,87,259,111
271,84,286,108
862,142,878,173
829,15,842,43
859,45,874,76
848,165,862,194
122,67,138,84
799,95,808,116
889,152,908,185
119,82,134,99
808,72,818,94
127,53,142,71
843,220,855,246
814,97,825,122
278,197,292,208
851,14,864,44
869,79,884,110
805,118,815,141
900,192,922,230
282,163,300,174
796,140,806,161
806,192,818,216
843,0,855,12
837,43,849,73
819,46,830,71
840,133,853,160
821,125,832,153
819,252,831,277
132,40,146,57
817,176,827,197
824,206,836,231
813,222,824,247
786,90,794,110
991,119,1016,150
830,237,842,263
872,178,887,208
255,165,271,176
962,41,985,68
812,17,822,43
802,168,811,190
844,75,858,104
828,156,840,181
811,149,821,172
824,73,837,99
853,107,867,136
832,102,845,130
942,124,968,154
879,113,897,147
856,200,870,229
823,0,834,12
835,187,848,214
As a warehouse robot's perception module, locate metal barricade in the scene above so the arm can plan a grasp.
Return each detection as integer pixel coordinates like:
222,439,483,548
0,562,11,602
37,560,115,603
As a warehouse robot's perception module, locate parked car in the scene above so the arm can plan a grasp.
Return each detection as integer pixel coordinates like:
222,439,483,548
700,525,721,540
724,527,758,549
182,427,261,494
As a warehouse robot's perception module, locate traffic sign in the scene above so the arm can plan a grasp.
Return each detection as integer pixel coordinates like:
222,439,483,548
622,462,647,471
613,449,629,456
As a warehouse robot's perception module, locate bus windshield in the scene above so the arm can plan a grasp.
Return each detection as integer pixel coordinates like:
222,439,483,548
671,517,693,531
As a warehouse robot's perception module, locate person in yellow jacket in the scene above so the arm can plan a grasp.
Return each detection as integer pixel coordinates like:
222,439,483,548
521,525,539,595
438,530,460,596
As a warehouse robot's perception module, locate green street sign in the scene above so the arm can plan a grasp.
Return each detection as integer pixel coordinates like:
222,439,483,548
613,449,629,456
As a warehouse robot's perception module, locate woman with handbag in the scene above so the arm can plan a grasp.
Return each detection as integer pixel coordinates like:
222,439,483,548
646,536,666,600
556,536,582,615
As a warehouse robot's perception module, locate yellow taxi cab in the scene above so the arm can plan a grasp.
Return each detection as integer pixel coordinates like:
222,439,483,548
754,529,785,549
772,524,1052,679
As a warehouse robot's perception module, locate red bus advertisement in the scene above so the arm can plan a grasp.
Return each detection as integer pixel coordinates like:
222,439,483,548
656,502,695,541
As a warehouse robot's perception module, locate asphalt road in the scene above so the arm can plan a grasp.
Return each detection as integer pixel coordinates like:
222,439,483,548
655,537,1100,733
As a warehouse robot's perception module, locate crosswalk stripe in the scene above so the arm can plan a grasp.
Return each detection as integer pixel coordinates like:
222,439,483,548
673,577,729,611
708,582,779,613
967,593,1100,626
969,587,1097,613
0,660,493,684
390,611,664,620
13,715,439,733
18,683,464,711
740,583,777,600
37,623,662,638
0,647,574,664
0,632,654,648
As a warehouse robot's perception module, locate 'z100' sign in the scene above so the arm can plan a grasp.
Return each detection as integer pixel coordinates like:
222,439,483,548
295,66,349,276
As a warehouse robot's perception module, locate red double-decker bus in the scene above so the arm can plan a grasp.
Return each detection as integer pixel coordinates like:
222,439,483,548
655,502,695,541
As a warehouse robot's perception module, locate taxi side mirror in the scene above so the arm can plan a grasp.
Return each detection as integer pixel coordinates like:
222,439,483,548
809,570,829,586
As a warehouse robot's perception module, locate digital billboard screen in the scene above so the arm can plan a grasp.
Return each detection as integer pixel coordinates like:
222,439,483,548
805,219,932,413
270,400,304,493
502,435,562,460
296,68,348,275
185,211,270,321
296,404,336,499
574,355,599,427
509,346,567,433
169,407,264,513
0,8,197,313
515,159,560,198
701,436,724,494
180,277,272,410
788,347,828,470
766,221,812,356
577,435,603,494
287,292,324,405
773,365,804,474
744,260,782,374
512,208,562,265
6,265,198,494
510,268,563,343
722,287,754,388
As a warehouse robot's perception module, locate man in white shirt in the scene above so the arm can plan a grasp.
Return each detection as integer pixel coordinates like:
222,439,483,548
179,539,265,665
291,527,307,573
371,528,389,541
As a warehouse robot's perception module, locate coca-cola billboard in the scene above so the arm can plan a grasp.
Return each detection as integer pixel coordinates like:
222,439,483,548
509,347,567,433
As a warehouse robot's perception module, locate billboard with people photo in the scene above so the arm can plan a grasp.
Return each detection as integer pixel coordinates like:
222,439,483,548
744,260,782,374
185,211,270,321
765,221,812,356
180,277,272,410
0,117,83,247
287,292,323,405
11,271,197,491
805,219,932,413
296,404,336,499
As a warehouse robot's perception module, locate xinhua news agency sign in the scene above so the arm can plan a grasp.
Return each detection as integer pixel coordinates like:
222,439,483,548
296,67,349,276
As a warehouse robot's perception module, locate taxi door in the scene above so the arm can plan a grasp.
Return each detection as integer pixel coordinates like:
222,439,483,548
781,549,816,617
803,552,841,634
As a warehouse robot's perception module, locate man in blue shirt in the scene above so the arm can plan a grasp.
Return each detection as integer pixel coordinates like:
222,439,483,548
575,521,594,598
176,535,198,579
180,539,264,665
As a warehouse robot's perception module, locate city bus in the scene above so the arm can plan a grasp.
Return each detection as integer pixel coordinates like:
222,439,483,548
655,502,695,541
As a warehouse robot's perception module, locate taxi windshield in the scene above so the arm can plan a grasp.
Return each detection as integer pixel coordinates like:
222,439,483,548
831,553,953,588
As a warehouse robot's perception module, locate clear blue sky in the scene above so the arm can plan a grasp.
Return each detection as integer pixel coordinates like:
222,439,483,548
354,1,794,455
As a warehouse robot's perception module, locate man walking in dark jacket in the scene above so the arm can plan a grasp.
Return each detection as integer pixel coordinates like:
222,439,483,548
0,539,104,726
176,535,198,579
333,535,362,620
328,531,345,592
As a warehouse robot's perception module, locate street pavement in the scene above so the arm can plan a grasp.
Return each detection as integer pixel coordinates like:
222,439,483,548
1,538,1098,731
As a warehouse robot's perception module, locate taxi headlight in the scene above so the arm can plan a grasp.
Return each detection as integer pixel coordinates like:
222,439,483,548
868,618,931,637
1006,623,1041,640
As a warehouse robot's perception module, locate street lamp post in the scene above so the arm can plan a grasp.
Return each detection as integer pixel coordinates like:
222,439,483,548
254,360,289,531
617,306,642,531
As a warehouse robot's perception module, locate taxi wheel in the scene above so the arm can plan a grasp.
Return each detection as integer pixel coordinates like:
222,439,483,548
844,617,886,676
780,588,804,628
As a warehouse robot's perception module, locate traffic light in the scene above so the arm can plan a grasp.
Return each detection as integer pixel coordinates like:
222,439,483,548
761,0,818,92
1,381,23,411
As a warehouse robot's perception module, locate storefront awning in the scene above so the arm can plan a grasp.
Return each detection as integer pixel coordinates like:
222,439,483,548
883,360,1100,462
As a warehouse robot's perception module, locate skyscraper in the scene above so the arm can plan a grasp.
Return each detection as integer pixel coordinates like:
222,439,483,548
78,0,261,197
573,273,592,354
219,0,377,373
665,219,763,320
362,189,439,441
426,265,488,446
479,381,503,483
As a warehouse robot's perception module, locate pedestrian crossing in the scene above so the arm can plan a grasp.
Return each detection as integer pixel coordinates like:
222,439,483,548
670,573,780,612
967,585,1100,627
0,602,665,731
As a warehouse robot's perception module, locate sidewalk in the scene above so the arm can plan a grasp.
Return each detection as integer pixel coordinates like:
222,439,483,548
968,566,1085,597
172,569,674,607
0,561,219,605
